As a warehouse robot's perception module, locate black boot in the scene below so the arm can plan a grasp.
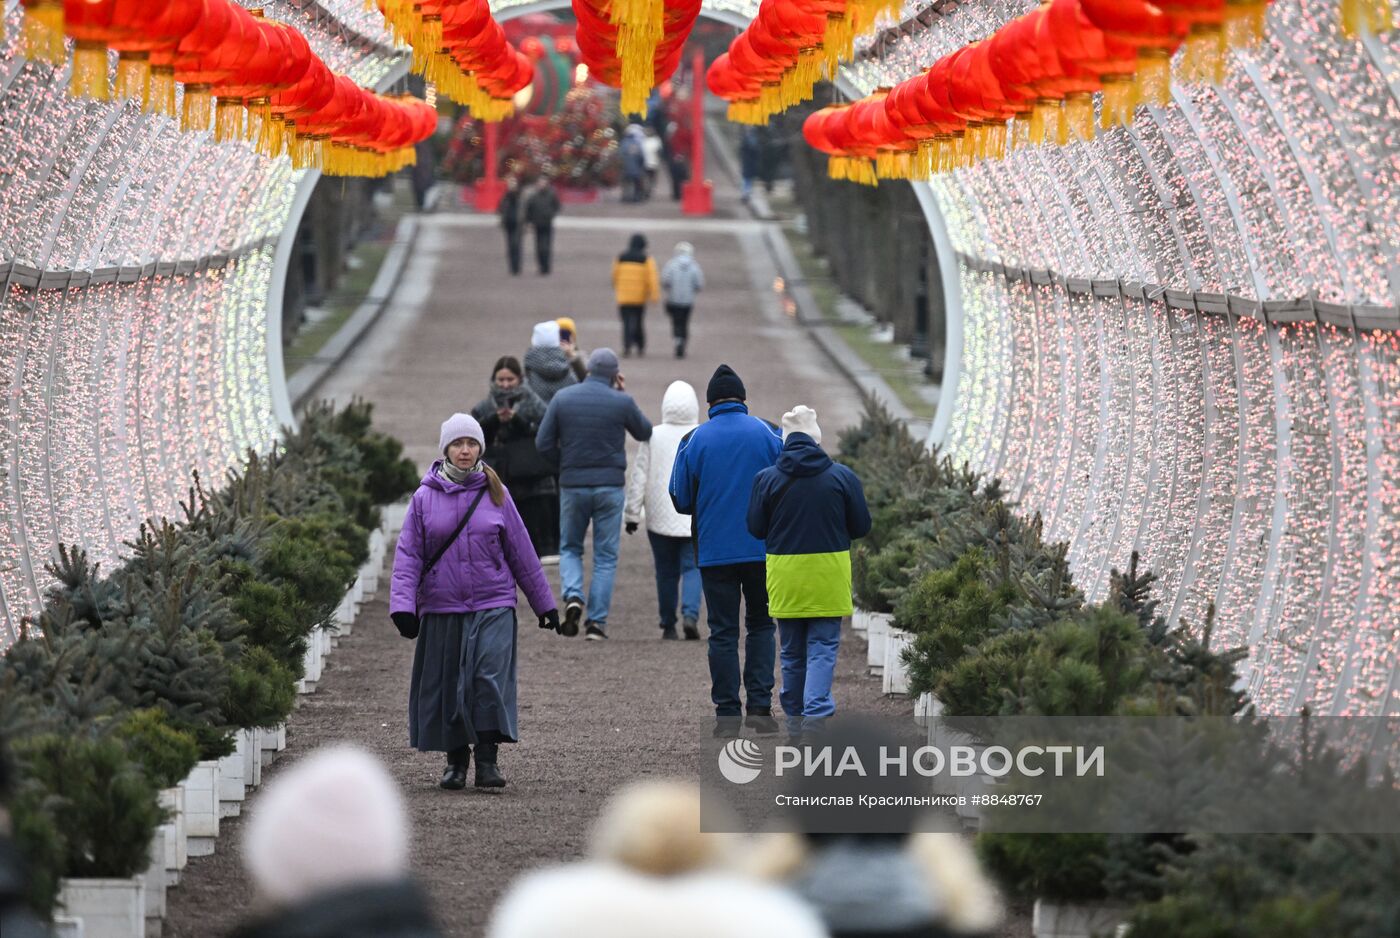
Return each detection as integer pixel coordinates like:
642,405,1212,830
474,742,506,789
441,746,470,790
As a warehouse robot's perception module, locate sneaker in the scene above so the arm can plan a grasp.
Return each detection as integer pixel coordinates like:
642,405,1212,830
585,622,608,641
713,716,742,738
682,616,700,641
745,708,780,736
562,599,583,637
538,554,560,566
660,626,679,640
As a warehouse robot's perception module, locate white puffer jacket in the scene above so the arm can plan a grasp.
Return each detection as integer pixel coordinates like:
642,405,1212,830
625,380,699,537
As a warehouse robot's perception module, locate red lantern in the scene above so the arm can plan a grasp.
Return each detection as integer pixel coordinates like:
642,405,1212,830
63,0,123,100
1079,0,1186,104
108,1,203,111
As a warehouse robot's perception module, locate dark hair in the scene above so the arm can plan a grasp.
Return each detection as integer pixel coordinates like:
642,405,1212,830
628,233,647,252
492,356,523,379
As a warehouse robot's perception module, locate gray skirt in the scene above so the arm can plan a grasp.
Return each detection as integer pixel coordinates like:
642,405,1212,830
408,608,519,752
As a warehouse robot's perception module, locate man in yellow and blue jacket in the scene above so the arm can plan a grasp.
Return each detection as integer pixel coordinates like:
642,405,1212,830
746,406,871,737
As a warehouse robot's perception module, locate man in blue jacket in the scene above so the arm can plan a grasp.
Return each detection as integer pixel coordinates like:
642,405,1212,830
747,406,871,737
670,365,783,736
537,348,652,640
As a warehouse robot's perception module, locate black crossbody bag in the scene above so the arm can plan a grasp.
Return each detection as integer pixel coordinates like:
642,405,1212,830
415,487,488,611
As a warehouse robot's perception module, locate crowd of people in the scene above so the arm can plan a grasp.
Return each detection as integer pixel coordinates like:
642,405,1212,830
390,316,872,789
93,733,999,938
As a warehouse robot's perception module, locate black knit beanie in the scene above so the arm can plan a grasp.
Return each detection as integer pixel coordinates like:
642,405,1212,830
706,364,746,403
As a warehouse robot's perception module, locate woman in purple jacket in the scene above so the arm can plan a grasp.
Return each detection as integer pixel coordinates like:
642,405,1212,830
390,413,560,791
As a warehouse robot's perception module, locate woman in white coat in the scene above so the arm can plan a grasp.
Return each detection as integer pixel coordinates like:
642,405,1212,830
624,380,702,640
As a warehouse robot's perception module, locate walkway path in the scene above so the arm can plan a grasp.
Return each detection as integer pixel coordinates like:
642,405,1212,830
165,182,903,937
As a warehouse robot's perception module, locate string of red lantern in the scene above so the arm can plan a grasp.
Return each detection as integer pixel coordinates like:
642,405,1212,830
571,0,702,115
798,0,1325,187
373,0,534,122
19,0,436,177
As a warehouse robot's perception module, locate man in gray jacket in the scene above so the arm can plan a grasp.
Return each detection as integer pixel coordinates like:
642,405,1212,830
660,242,704,359
537,348,653,639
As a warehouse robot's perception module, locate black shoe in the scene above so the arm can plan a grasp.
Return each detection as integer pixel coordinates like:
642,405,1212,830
713,716,742,738
474,762,506,788
562,599,583,637
661,626,679,640
585,622,608,641
745,709,780,736
682,616,700,640
440,764,468,790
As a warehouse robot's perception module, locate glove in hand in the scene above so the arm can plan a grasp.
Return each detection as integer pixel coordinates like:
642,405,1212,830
391,611,419,639
538,609,561,632
625,522,639,535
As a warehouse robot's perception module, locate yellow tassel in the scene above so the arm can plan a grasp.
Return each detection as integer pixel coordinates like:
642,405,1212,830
1224,1,1268,46
1343,0,1395,35
985,121,1007,161
244,97,269,143
1136,49,1172,108
115,52,151,107
69,40,111,101
261,114,285,159
1340,0,1363,35
214,98,243,142
182,84,213,132
1028,101,1050,146
148,66,177,116
23,0,65,66
1099,75,1136,128
1065,92,1094,143
1181,23,1227,84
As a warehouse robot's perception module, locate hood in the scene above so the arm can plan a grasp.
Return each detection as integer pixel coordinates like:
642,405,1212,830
661,380,699,426
669,254,698,272
532,320,561,348
774,434,831,477
422,460,488,493
790,841,939,935
524,344,572,379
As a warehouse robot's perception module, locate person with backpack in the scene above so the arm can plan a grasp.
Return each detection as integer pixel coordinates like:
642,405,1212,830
613,233,660,358
669,365,783,737
390,414,560,791
524,175,561,275
745,406,870,738
660,242,704,359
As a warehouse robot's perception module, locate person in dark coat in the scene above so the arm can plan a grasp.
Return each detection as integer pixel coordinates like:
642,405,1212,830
498,175,524,275
234,745,446,938
524,175,561,275
746,406,870,737
471,356,558,561
669,365,783,737
536,349,653,640
390,414,559,789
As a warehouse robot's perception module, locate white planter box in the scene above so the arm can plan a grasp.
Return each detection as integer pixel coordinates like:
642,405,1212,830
53,914,84,938
261,723,287,752
141,831,167,921
851,608,871,633
382,501,408,533
241,728,262,789
914,692,943,727
883,628,913,695
156,788,185,875
866,613,892,672
217,734,247,815
182,762,220,850
1032,900,1129,938
59,878,145,938
298,628,323,692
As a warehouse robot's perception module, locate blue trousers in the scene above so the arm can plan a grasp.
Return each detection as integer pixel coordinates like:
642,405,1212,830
700,562,775,716
777,617,842,734
559,485,625,629
647,531,702,629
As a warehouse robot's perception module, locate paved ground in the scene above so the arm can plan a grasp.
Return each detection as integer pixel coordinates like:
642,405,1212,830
163,179,903,934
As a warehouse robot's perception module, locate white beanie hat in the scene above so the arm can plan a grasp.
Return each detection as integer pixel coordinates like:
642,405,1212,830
242,745,409,907
532,320,562,348
781,405,822,445
439,412,485,456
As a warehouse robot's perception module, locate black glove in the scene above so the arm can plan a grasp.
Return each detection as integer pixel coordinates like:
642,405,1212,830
391,612,420,639
625,522,639,535
538,609,561,632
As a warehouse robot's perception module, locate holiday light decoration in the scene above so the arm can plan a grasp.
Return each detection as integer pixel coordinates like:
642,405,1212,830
572,0,702,115
0,0,406,640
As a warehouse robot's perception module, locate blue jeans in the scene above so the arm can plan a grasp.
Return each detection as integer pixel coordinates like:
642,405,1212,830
778,617,841,735
647,531,702,629
559,485,625,629
700,562,775,716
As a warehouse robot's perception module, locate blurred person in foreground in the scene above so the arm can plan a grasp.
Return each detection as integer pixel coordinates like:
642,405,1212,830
488,780,828,938
748,717,1003,938
0,744,47,938
233,745,443,938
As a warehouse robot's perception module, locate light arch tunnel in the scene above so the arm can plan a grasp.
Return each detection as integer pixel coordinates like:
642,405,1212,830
0,0,1396,719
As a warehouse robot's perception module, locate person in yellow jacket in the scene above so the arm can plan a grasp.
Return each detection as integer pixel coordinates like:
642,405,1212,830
612,233,660,358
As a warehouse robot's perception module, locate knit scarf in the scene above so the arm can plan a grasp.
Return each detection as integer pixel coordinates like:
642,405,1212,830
438,459,484,484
